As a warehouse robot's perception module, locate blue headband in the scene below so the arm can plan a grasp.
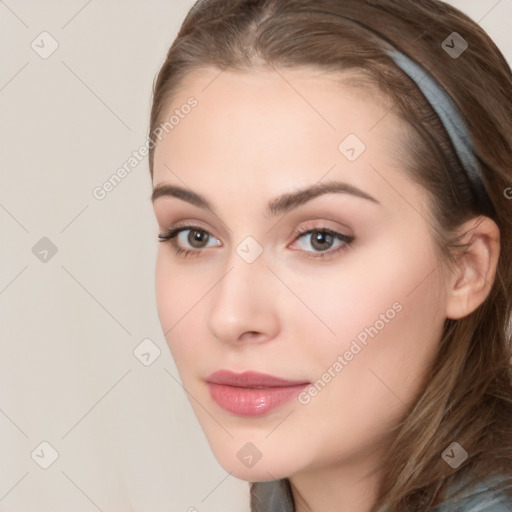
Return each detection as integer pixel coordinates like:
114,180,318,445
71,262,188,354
295,8,495,216
385,48,494,216
186,3,495,216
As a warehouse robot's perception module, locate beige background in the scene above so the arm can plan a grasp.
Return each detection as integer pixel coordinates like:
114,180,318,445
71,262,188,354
1,1,511,511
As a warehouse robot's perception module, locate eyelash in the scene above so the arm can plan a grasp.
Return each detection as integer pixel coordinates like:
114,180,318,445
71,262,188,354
157,225,355,260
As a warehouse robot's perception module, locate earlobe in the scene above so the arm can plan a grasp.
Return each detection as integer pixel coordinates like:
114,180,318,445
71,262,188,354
445,216,500,320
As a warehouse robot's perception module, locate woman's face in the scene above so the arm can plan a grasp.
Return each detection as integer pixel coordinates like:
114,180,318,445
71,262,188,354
152,67,449,482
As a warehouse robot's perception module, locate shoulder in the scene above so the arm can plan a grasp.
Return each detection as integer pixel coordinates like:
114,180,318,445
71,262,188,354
432,474,512,512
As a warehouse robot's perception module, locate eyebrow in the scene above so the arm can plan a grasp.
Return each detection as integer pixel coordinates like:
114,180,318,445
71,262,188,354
151,180,380,217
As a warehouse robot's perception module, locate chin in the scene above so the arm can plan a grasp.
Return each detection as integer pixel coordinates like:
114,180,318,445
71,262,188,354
210,444,298,482
227,463,292,483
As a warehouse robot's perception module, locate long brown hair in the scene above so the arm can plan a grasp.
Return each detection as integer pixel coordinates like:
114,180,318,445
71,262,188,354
148,1,512,510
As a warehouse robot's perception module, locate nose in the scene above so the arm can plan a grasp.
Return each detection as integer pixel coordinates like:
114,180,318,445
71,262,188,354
207,249,281,346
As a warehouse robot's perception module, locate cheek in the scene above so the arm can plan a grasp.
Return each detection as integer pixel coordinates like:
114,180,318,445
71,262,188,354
300,291,443,467
155,250,199,356
291,239,445,451
155,249,218,371
277,233,443,356
155,250,179,332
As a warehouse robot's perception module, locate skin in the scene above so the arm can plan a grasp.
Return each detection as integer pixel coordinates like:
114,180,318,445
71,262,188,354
151,66,500,512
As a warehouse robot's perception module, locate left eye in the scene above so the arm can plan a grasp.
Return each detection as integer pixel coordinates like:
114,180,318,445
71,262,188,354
291,227,354,258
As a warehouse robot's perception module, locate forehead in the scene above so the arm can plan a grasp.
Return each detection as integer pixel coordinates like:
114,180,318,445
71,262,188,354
152,66,411,205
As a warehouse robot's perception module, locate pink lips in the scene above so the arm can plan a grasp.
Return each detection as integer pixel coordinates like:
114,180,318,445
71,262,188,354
206,370,310,417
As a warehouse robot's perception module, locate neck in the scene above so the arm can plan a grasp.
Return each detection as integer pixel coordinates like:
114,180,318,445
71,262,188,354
289,449,385,512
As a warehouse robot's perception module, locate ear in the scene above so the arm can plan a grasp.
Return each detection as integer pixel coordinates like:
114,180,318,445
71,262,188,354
445,216,500,320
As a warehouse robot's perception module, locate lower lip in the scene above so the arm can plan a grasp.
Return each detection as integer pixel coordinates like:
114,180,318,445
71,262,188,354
207,383,309,417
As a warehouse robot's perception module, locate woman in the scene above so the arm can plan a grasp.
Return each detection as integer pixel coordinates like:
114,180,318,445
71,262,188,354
148,0,512,510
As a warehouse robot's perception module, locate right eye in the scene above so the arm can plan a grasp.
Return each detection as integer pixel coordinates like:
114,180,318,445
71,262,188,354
158,226,221,258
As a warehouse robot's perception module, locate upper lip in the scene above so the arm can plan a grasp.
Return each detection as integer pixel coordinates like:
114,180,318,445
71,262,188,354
206,370,310,388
